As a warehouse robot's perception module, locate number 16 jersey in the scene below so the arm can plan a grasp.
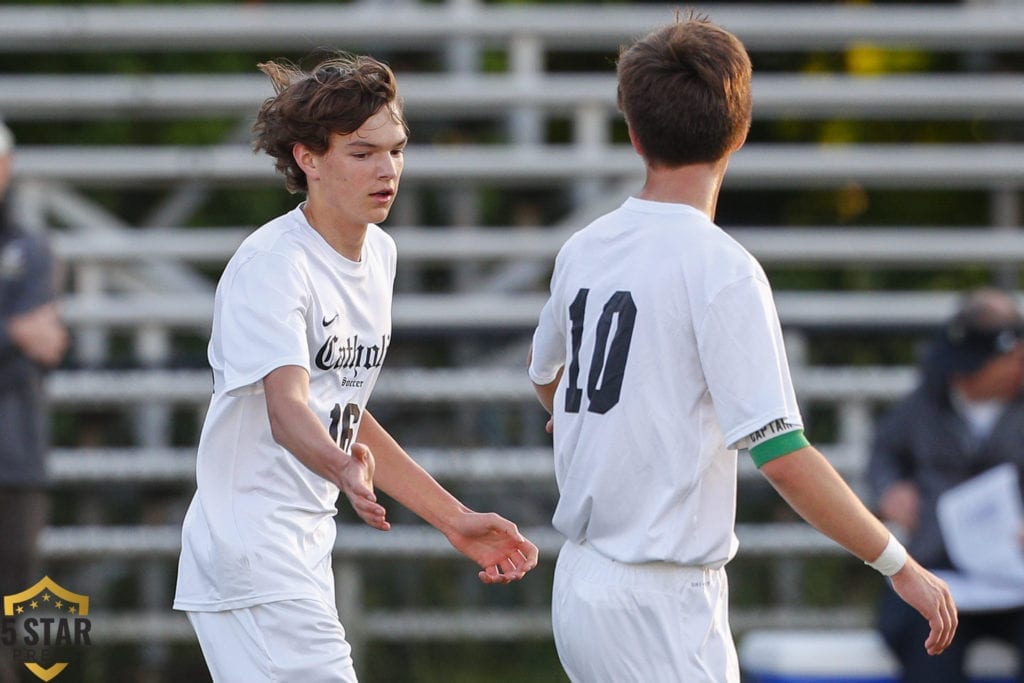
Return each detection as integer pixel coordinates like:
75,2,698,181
175,205,395,612
529,197,802,568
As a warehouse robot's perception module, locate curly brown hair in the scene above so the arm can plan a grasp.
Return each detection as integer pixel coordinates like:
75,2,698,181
252,53,407,194
617,14,752,168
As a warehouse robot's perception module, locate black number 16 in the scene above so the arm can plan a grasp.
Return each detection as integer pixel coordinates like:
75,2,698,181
329,402,361,453
565,288,637,414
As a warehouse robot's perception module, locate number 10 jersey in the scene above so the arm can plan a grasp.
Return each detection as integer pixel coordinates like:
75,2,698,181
529,197,802,568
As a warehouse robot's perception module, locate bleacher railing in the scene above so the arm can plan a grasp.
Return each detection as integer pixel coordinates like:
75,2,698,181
3,2,1021,671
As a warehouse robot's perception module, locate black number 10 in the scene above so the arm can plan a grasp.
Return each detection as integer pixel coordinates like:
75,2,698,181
565,288,637,414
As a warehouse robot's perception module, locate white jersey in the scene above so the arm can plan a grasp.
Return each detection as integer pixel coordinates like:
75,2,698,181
174,205,396,611
529,197,801,568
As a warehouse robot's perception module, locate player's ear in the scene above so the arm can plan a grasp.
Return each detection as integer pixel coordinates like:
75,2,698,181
730,127,748,153
292,142,320,181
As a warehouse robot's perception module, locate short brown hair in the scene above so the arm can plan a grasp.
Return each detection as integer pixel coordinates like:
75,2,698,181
252,53,407,194
617,14,752,168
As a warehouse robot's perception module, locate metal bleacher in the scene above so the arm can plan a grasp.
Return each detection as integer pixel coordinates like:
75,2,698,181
2,1,1023,678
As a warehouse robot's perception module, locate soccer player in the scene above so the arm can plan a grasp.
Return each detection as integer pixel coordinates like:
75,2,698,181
527,15,957,682
174,54,538,683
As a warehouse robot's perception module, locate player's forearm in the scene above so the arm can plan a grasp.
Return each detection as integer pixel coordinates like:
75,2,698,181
358,410,470,532
263,366,350,485
267,395,347,484
759,445,890,564
533,381,557,414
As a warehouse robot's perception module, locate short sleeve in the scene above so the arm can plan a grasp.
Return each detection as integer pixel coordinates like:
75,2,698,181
529,282,567,385
697,276,802,450
532,241,573,389
218,252,312,394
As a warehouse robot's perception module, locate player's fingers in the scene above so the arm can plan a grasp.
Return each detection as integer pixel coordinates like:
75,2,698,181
933,595,957,654
504,554,531,579
358,509,390,531
924,596,956,655
517,542,540,572
342,477,376,502
925,619,951,655
922,603,943,654
498,555,524,580
489,547,538,582
931,587,957,654
948,596,959,644
478,564,510,585
923,618,941,655
347,493,389,530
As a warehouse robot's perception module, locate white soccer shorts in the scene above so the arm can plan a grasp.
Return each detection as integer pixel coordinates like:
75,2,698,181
552,539,740,683
187,598,358,683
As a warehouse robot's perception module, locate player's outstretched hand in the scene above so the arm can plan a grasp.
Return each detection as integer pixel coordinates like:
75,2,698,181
444,511,539,584
890,556,958,655
339,443,390,532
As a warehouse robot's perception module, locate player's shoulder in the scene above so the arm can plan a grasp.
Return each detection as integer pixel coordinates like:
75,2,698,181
618,197,759,268
667,209,762,278
705,224,759,270
242,207,306,251
224,208,309,275
555,201,635,253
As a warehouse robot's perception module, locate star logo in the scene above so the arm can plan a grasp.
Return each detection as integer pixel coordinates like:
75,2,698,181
3,576,92,681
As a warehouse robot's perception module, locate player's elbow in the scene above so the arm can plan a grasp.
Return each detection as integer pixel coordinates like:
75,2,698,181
266,408,289,448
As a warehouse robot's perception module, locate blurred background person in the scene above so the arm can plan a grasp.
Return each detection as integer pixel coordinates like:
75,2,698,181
869,287,1024,683
0,117,69,683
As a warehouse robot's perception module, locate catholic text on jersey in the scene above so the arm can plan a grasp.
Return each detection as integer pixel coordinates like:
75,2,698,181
314,333,390,374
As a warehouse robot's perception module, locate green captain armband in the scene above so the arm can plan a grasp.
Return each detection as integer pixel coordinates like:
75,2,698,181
749,429,810,468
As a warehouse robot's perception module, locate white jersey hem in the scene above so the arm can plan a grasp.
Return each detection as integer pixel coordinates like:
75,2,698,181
173,588,332,613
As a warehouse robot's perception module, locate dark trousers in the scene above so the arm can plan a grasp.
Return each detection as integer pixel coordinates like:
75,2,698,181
0,489,48,683
879,583,1024,683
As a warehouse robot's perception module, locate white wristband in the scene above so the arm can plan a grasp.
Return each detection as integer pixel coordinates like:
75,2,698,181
866,533,908,577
